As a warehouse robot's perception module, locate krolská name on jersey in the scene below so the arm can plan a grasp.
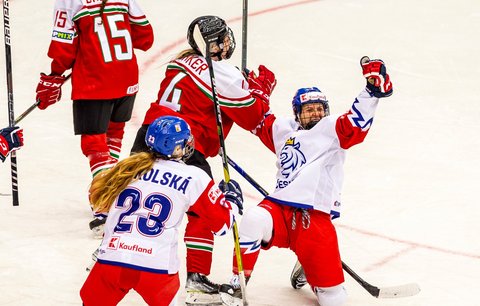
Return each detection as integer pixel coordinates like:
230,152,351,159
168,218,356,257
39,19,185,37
136,169,191,194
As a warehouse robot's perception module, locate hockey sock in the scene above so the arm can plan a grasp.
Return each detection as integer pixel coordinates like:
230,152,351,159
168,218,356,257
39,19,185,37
232,242,260,277
232,205,273,277
106,121,125,160
184,214,214,275
81,134,117,177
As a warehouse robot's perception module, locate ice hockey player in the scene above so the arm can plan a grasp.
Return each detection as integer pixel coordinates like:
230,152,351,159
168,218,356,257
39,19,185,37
80,115,244,306
129,15,276,305
35,0,154,237
0,126,23,162
219,57,393,306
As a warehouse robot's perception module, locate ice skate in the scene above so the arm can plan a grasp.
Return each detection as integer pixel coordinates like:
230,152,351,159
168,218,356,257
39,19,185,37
185,272,222,305
290,260,307,289
89,217,106,239
219,274,246,306
219,283,242,306
85,247,99,272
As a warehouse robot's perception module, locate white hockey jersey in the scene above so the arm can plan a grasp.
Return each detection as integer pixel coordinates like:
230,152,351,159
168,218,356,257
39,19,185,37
254,89,380,218
96,159,235,274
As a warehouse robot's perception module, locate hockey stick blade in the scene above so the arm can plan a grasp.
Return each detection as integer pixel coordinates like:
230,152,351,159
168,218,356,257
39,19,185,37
361,280,420,298
376,282,421,298
342,262,420,299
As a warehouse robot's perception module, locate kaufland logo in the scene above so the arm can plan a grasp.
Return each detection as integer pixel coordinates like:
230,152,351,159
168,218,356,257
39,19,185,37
118,242,153,255
107,236,153,255
108,237,120,250
300,92,326,102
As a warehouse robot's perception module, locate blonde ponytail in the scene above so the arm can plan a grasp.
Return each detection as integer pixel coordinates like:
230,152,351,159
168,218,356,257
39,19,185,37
175,48,200,60
89,152,157,213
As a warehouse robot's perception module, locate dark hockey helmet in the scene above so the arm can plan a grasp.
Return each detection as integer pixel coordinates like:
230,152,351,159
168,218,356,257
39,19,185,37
187,15,236,60
292,87,330,129
145,116,194,160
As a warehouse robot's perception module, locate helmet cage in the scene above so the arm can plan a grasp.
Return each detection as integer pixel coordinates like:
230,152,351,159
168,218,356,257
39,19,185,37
187,15,236,60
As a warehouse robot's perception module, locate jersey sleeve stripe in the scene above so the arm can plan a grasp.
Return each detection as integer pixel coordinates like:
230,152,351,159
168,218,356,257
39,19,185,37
73,6,128,21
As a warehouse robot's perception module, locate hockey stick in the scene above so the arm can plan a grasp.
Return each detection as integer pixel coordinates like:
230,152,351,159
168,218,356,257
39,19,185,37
14,101,40,125
203,42,248,305
241,0,248,71
342,262,420,298
226,156,268,196
3,0,19,206
226,156,421,299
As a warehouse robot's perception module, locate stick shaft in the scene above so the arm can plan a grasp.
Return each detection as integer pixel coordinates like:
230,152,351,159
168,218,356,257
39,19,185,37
204,43,248,304
3,0,19,206
241,0,248,71
14,101,40,125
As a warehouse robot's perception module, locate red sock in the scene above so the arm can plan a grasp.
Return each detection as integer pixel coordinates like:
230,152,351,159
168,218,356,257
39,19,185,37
233,246,260,278
184,214,214,275
81,134,117,177
106,121,125,160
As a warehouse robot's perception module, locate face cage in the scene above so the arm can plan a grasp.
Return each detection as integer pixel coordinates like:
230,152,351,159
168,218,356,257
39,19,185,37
182,136,195,161
296,101,330,130
210,28,235,60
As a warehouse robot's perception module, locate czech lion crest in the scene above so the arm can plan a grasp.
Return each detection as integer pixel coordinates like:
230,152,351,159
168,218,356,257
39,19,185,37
280,137,306,178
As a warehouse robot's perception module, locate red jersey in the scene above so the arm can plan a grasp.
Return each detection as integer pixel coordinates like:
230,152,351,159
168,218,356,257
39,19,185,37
143,55,270,158
47,0,154,100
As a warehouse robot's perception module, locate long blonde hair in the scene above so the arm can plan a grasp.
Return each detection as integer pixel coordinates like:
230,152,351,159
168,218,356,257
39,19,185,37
175,48,200,60
89,152,157,213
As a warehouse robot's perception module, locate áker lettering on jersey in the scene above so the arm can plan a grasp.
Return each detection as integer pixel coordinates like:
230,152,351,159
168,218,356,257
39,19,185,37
135,169,191,194
179,55,209,75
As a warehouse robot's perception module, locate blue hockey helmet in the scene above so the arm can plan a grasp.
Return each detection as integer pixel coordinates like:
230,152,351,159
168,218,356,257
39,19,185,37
145,116,194,159
292,87,329,118
187,15,236,60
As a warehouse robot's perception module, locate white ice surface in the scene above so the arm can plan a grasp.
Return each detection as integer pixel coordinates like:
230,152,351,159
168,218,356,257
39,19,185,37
1,0,480,305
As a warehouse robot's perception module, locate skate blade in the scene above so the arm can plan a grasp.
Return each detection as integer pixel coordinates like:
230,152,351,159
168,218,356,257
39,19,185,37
219,292,243,306
85,260,94,272
185,291,222,305
91,224,104,239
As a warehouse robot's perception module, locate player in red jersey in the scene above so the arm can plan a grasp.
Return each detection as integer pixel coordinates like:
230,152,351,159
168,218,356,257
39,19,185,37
130,15,276,305
35,0,154,236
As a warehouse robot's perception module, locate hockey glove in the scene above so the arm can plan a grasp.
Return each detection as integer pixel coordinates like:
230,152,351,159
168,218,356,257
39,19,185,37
36,73,67,110
248,65,277,105
219,179,244,216
360,56,393,98
0,126,24,162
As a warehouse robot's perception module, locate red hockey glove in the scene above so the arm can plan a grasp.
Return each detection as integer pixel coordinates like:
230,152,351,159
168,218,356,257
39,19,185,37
360,56,393,98
36,73,67,110
248,65,277,104
0,126,24,162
